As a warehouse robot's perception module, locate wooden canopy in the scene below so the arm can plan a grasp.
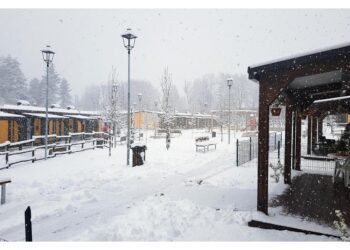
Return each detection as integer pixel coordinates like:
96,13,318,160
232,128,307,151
247,43,350,214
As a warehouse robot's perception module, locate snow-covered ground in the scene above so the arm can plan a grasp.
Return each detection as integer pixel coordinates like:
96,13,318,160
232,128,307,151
0,130,339,241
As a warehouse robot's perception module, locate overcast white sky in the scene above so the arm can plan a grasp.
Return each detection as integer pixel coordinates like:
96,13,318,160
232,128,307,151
0,9,349,96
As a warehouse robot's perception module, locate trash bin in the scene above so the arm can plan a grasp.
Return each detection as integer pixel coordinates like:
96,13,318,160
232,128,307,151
212,131,216,138
131,143,147,167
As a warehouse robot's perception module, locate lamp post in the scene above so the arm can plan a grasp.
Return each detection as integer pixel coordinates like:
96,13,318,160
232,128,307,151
204,102,208,131
41,45,55,160
121,28,137,166
138,93,142,140
227,78,233,144
154,100,158,136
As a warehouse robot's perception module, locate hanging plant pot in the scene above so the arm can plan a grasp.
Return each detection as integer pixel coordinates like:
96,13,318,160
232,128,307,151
271,107,282,116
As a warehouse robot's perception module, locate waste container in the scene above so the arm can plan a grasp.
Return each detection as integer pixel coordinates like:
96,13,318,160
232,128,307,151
212,131,216,138
131,143,147,167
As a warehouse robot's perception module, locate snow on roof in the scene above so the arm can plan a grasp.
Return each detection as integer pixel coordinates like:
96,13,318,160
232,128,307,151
80,110,101,115
23,113,67,119
2,104,80,114
211,109,258,113
0,111,25,118
64,114,95,120
131,141,146,148
0,104,101,116
249,42,350,69
16,100,30,106
50,104,61,108
313,95,350,104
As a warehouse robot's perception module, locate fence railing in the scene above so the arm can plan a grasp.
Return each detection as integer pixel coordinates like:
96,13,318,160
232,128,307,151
236,132,283,166
300,155,336,174
0,132,113,170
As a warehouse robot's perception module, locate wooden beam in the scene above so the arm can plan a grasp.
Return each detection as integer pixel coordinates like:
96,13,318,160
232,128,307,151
257,82,270,214
295,112,302,171
284,94,294,184
312,116,318,146
292,111,297,170
256,75,294,214
247,220,340,239
307,116,312,155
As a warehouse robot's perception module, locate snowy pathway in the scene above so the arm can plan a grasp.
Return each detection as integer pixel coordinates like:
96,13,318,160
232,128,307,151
0,130,338,241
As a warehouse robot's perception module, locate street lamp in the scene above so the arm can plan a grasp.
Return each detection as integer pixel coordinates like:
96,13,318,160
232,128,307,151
227,78,233,144
154,100,158,136
121,28,137,166
138,93,142,140
204,103,208,131
41,45,55,160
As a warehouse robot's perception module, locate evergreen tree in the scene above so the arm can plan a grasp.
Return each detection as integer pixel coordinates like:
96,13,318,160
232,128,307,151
0,55,27,104
39,64,60,106
59,78,72,107
28,78,41,105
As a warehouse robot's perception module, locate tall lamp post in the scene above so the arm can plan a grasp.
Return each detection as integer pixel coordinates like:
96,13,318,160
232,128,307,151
154,100,158,136
41,45,55,160
227,78,233,144
138,93,142,140
121,28,137,166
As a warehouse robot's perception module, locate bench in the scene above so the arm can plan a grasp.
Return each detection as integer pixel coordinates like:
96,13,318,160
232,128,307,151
195,136,210,143
196,141,217,152
116,136,127,144
0,178,11,205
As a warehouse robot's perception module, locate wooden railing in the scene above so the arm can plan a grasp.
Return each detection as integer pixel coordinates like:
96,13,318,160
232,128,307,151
0,132,113,170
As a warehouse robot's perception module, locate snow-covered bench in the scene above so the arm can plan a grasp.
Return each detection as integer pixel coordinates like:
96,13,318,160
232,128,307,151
196,141,217,152
0,178,11,205
116,136,126,144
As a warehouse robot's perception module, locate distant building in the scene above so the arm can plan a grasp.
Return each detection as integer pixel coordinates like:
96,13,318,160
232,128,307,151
0,101,103,143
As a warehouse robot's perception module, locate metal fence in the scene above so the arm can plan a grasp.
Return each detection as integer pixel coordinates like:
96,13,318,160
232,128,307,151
300,155,336,174
299,143,336,174
236,132,283,166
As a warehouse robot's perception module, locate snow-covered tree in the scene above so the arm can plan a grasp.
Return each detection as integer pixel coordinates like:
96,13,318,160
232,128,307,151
160,67,174,150
0,55,27,104
59,78,72,108
28,78,41,106
39,64,61,106
101,67,124,146
79,84,102,111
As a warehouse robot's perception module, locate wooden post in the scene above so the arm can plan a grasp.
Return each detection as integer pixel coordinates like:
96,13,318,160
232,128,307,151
1,184,6,205
307,115,312,155
295,113,302,171
236,139,239,166
311,116,317,152
25,206,32,242
32,149,35,163
284,95,293,185
257,84,270,215
249,137,252,161
292,111,297,170
318,116,324,140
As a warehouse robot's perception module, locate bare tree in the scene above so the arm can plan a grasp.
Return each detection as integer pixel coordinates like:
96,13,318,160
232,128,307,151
183,81,192,111
160,67,174,150
102,67,124,147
